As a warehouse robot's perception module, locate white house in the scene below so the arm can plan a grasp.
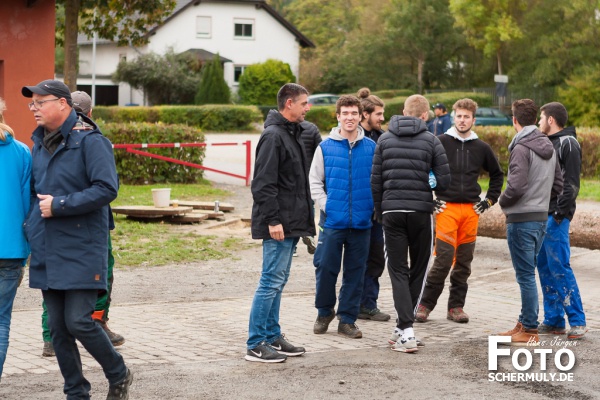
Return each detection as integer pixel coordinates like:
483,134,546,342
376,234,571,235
76,0,314,106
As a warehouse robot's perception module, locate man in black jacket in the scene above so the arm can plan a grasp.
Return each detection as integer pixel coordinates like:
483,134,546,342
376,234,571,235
246,83,316,363
356,88,390,322
371,94,450,353
537,102,587,339
416,98,504,324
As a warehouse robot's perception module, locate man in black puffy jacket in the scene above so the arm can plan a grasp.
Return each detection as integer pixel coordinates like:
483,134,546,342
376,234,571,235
371,94,450,353
246,83,316,363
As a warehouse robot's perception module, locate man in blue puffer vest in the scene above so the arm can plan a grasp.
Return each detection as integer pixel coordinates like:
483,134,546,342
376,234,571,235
310,95,376,339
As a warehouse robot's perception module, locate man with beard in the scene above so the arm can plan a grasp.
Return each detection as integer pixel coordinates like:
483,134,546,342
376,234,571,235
416,98,504,324
355,88,390,322
536,102,587,340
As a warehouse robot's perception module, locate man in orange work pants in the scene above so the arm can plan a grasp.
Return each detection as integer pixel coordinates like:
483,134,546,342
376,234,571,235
416,98,504,323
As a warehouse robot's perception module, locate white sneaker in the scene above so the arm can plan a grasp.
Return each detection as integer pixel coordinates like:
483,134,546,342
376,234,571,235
389,328,424,347
392,337,418,353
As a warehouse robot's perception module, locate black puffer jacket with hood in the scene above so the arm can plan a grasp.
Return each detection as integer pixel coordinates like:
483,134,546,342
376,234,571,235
371,115,450,215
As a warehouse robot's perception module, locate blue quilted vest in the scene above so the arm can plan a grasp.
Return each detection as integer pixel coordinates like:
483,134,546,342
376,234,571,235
321,136,375,229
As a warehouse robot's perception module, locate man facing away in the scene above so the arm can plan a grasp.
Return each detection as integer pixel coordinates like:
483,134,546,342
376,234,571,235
310,95,376,339
371,94,450,353
40,90,125,358
246,83,315,363
497,99,563,346
22,79,132,399
355,88,390,322
537,102,587,340
416,98,504,324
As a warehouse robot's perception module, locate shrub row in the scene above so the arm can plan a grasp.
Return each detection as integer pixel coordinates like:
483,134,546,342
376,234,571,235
94,105,263,132
304,92,493,132
476,126,599,178
99,122,206,184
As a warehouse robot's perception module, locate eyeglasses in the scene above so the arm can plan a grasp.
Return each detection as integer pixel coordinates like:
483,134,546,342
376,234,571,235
27,98,60,110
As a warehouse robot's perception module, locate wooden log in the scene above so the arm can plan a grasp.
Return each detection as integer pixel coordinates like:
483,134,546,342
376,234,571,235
166,212,210,224
112,205,193,217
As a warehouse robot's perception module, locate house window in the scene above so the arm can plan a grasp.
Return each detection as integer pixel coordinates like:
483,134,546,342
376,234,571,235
234,66,246,83
197,16,211,38
234,18,254,39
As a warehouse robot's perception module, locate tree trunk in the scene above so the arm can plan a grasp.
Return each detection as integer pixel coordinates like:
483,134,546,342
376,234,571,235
417,57,424,95
63,0,80,91
496,50,502,75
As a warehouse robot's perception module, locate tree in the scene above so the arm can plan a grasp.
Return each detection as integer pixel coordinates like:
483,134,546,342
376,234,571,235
238,59,296,105
195,54,231,105
57,0,177,91
449,0,526,75
558,65,600,126
112,49,202,105
386,0,464,94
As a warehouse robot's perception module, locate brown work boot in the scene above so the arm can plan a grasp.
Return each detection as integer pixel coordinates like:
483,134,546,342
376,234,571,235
447,307,469,323
95,319,126,346
510,328,540,346
497,322,523,336
337,322,363,339
415,304,431,323
42,341,55,357
313,310,335,334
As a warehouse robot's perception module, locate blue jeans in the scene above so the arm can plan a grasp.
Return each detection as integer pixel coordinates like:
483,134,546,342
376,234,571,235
247,237,298,349
0,260,23,380
43,289,127,399
538,216,586,328
314,228,369,324
506,221,546,330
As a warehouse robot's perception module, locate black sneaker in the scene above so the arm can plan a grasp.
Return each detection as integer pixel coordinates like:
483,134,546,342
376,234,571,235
270,334,305,356
42,341,55,357
245,342,287,363
107,368,133,400
313,310,335,334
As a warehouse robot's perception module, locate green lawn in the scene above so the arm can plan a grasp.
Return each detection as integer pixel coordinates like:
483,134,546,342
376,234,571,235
478,178,600,202
110,180,252,268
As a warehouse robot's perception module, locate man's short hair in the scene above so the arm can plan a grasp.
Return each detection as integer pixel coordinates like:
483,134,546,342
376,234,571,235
512,99,538,126
277,83,309,111
404,95,429,117
453,98,478,117
336,95,363,115
540,102,568,129
357,87,384,116
72,91,92,115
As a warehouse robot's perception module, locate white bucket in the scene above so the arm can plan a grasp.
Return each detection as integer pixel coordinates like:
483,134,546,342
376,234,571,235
151,188,171,208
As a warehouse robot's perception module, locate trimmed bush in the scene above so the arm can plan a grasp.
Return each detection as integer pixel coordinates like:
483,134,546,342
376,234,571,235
425,92,493,108
99,122,205,184
238,59,296,105
371,89,413,99
305,106,338,133
93,105,262,131
195,54,231,105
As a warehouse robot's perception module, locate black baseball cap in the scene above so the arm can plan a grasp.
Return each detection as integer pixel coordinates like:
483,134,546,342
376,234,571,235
22,79,73,106
433,102,447,112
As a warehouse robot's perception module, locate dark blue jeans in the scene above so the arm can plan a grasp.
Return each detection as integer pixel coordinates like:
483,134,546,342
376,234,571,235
314,228,370,324
506,221,546,330
0,260,23,380
43,289,127,399
538,216,586,328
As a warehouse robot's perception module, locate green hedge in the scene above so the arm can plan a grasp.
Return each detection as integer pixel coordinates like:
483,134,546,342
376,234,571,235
305,92,493,132
99,122,206,184
93,105,263,132
477,126,600,178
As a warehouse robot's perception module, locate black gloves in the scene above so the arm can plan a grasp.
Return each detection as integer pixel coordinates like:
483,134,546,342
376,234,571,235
434,199,447,214
473,198,493,215
553,211,565,224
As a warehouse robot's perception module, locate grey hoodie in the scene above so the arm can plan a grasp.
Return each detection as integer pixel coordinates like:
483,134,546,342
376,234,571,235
499,126,563,223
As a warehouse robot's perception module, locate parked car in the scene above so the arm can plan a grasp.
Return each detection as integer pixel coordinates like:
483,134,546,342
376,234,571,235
450,107,512,126
307,93,339,108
